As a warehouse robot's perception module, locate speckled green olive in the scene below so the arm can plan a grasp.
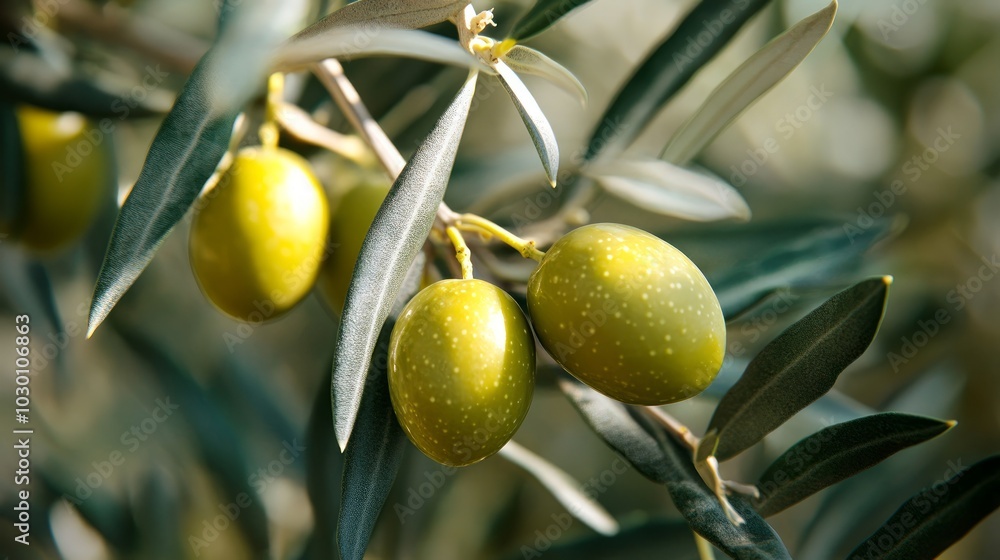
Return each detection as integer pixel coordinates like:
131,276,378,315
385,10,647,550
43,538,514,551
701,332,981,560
316,182,388,315
189,147,329,322
6,105,111,252
388,279,535,466
527,223,725,405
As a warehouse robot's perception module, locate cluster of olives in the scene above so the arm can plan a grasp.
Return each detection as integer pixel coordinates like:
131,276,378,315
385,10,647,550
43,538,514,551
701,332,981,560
1,105,111,252
388,223,725,466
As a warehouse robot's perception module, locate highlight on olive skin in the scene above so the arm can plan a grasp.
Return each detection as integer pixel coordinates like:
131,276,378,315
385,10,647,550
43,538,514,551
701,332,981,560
3,105,111,252
527,223,726,405
388,279,535,467
189,146,330,322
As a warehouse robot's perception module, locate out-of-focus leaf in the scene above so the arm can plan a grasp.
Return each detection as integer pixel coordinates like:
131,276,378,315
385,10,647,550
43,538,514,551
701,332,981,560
115,326,270,554
502,44,587,105
661,0,837,165
499,440,619,536
0,101,24,235
289,0,466,42
587,157,750,221
86,0,307,338
846,455,1000,560
560,378,792,559
332,72,477,451
273,27,487,72
305,369,344,560
508,0,595,41
0,253,68,383
338,252,424,560
709,218,894,320
39,466,138,552
754,413,954,517
499,519,699,560
585,0,771,160
494,59,559,187
705,278,892,461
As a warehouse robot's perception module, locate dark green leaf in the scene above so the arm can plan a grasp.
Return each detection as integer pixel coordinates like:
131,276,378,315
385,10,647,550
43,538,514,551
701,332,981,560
86,0,303,337
755,413,955,517
332,72,477,451
508,0,595,42
560,378,791,559
706,277,891,461
0,101,24,235
338,252,424,560
585,0,771,159
711,218,893,320
305,368,344,560
846,455,1000,560
499,519,699,560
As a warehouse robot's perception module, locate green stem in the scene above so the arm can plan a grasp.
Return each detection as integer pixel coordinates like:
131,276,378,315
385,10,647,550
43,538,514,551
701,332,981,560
446,226,474,280
454,213,545,262
694,532,716,560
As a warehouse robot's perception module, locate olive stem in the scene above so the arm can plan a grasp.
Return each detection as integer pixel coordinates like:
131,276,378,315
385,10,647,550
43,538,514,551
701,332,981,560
453,214,545,262
274,102,374,165
259,72,284,150
645,407,700,451
446,226,475,280
694,532,717,560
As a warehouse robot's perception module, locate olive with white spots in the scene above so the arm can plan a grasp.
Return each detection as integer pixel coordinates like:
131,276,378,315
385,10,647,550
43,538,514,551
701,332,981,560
527,223,725,405
388,279,535,466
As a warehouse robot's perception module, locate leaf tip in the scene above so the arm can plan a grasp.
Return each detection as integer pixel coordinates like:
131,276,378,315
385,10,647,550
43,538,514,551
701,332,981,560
945,419,958,429
882,275,894,287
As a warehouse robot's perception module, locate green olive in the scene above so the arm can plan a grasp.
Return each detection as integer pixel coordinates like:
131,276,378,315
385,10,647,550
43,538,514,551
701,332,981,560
388,279,535,466
316,182,389,315
189,146,329,322
7,105,111,252
527,223,725,405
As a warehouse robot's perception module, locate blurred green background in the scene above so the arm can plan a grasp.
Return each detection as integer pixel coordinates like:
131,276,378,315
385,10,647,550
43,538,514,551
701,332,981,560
1,0,999,558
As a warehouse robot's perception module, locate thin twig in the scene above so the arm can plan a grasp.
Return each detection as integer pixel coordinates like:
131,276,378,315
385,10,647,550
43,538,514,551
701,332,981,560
275,102,373,164
645,407,700,451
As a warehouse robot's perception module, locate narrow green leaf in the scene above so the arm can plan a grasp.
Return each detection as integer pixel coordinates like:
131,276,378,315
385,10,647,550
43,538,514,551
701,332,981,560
333,72,478,451
499,440,619,536
710,219,894,320
272,27,487,73
846,455,1000,560
586,0,772,160
755,413,955,517
0,101,24,236
86,0,306,337
661,0,837,165
707,277,892,461
338,252,425,560
289,0,467,42
494,59,559,187
305,369,343,559
587,157,750,221
502,45,587,105
497,519,700,560
560,378,792,559
508,0,595,42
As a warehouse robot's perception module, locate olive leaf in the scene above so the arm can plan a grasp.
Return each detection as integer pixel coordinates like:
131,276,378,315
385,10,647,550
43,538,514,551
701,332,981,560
705,277,892,461
754,413,955,517
710,218,894,320
0,101,24,235
272,27,487,73
585,0,772,160
661,0,838,165
499,440,619,536
846,455,1000,560
289,0,467,43
332,71,477,452
494,59,559,187
560,378,792,559
586,157,751,221
338,252,425,560
498,519,700,560
86,0,309,338
502,44,587,105
508,0,595,42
